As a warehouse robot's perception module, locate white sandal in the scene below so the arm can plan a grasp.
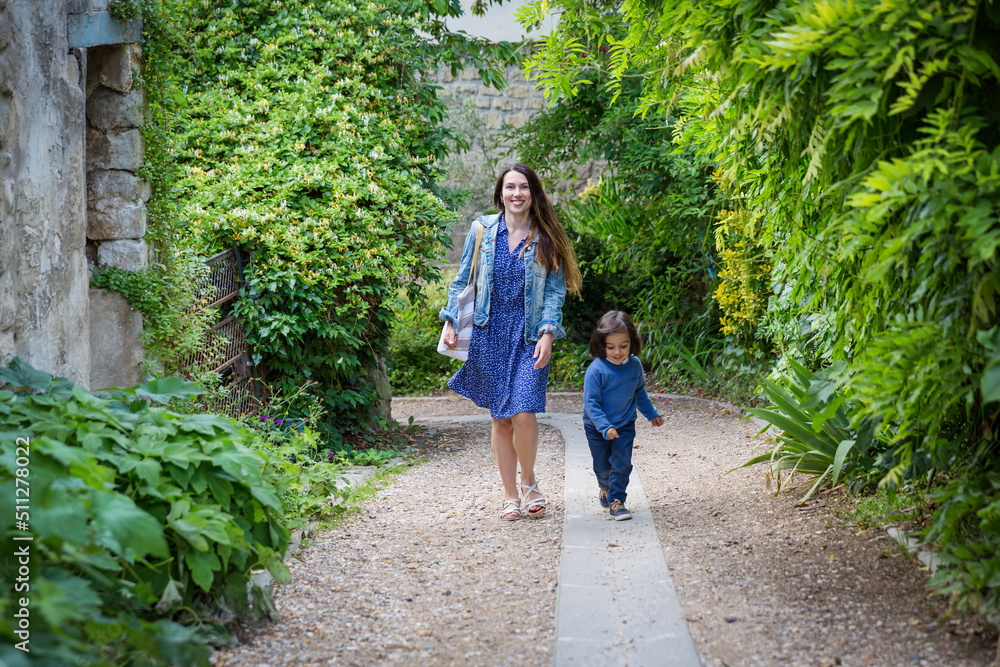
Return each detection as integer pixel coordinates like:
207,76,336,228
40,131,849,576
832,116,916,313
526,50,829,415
500,498,522,521
521,481,547,518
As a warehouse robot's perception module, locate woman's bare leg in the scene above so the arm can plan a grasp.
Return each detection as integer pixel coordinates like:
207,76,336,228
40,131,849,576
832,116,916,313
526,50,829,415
492,417,520,518
511,412,543,508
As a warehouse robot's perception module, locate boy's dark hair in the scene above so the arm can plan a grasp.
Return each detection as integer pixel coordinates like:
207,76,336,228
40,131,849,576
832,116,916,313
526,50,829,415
589,311,642,359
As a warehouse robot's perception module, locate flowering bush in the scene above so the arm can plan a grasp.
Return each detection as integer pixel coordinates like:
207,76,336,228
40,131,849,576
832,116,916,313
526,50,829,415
174,0,511,445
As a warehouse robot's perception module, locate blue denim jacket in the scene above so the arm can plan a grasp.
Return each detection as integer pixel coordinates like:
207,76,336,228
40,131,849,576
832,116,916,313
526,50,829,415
439,213,567,344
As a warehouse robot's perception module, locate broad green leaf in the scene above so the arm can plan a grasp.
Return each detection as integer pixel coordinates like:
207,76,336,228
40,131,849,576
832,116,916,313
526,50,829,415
830,439,856,487
134,377,206,404
0,357,54,391
91,492,169,560
185,549,221,592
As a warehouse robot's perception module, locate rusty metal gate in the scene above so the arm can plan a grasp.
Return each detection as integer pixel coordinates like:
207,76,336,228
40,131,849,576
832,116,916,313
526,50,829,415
179,247,264,417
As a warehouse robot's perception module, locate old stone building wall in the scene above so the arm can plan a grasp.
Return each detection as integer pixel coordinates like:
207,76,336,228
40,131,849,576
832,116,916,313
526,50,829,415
0,0,147,388
1,0,90,384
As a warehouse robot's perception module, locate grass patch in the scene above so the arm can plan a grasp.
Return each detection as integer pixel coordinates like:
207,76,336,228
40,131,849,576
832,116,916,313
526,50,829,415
831,485,933,531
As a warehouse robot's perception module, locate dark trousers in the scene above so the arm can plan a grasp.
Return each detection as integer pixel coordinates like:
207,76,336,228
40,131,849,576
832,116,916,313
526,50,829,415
584,420,636,504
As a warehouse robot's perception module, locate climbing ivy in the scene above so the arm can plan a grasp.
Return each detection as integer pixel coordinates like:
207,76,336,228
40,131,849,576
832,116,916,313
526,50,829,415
173,0,515,446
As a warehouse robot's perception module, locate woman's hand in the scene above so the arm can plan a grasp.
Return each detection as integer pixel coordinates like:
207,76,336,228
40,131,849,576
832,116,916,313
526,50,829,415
532,332,554,370
443,321,457,349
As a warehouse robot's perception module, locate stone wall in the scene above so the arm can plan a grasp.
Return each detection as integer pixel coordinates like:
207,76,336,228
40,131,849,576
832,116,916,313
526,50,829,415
0,0,90,384
86,43,150,273
435,63,603,269
0,0,146,388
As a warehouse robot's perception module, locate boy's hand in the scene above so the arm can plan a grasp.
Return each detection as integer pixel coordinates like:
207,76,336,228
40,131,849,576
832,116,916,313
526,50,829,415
650,416,664,427
606,427,619,440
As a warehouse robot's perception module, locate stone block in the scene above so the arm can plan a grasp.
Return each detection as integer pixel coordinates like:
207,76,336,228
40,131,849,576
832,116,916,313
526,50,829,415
480,86,502,97
512,101,523,110
0,268,13,331
483,112,504,131
495,99,513,112
89,169,151,203
441,68,456,83
455,84,478,95
87,87,144,131
475,97,492,109
461,66,479,81
97,239,148,270
88,44,133,93
87,128,143,171
525,98,544,110
507,111,533,129
88,197,146,240
508,84,531,99
89,288,145,390
508,67,527,83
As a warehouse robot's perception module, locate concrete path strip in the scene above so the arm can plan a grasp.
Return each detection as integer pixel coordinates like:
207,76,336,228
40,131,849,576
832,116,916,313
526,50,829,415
414,412,701,667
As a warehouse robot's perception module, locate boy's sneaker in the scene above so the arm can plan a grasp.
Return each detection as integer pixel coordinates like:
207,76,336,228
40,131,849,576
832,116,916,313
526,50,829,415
598,488,610,508
609,499,632,521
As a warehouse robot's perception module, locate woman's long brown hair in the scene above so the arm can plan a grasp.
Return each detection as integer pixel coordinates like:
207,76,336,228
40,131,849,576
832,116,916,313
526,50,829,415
493,163,582,294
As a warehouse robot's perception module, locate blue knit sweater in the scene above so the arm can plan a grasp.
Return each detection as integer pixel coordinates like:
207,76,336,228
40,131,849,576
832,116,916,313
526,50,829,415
582,356,660,438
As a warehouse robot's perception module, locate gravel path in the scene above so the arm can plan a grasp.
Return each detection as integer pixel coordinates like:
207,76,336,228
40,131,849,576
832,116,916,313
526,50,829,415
397,394,997,667
215,393,997,667
633,396,996,667
213,420,564,666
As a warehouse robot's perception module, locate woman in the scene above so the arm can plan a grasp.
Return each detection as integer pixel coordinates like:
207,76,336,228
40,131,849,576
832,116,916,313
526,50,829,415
441,163,581,520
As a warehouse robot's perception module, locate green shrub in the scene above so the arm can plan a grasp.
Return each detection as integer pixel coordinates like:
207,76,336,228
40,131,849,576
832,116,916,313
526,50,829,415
388,278,462,396
924,440,1000,616
549,342,590,391
241,417,342,533
236,383,382,531
0,359,289,666
173,0,513,447
738,360,891,500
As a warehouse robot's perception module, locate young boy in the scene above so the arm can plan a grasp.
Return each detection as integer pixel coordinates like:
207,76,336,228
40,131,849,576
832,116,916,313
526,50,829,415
583,311,664,520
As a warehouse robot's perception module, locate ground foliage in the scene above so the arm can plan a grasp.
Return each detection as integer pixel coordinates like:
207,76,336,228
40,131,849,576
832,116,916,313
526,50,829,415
172,0,515,446
0,360,290,666
517,0,1000,616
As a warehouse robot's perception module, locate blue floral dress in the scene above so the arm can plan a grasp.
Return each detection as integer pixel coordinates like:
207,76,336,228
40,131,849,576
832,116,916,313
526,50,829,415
448,218,548,418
